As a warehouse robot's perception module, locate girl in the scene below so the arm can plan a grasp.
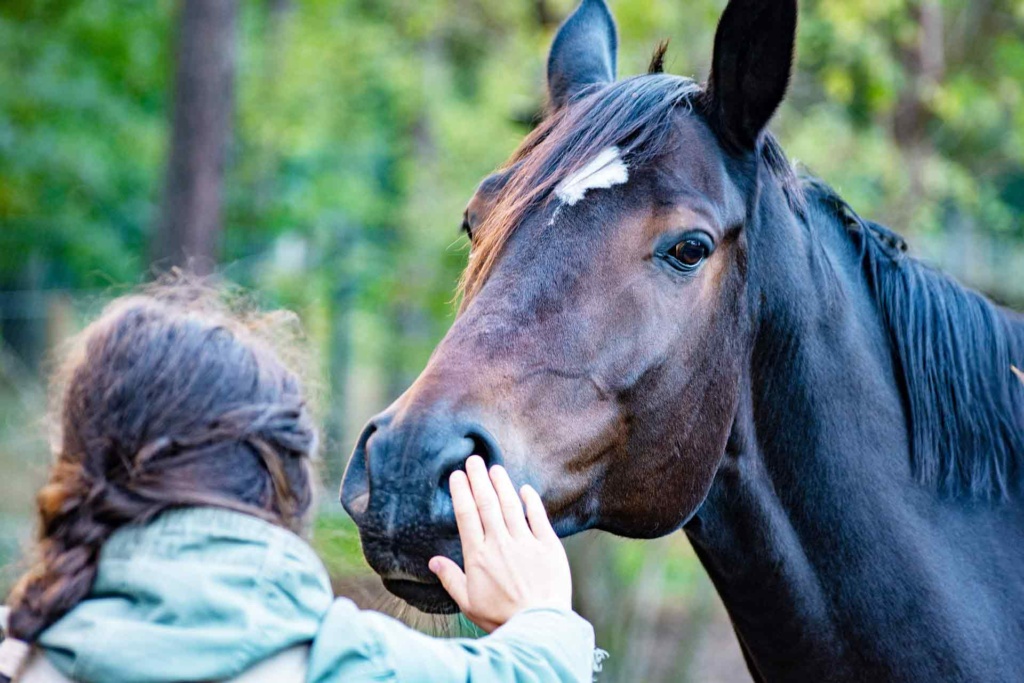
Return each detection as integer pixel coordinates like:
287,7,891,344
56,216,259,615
0,286,596,682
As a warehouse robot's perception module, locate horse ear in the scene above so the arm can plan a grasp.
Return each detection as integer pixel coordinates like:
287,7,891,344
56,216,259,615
547,0,618,111
705,0,797,153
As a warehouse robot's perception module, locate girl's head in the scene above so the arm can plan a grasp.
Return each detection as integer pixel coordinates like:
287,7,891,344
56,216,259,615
4,286,318,645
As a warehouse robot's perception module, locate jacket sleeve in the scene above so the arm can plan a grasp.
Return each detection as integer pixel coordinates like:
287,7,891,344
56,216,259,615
307,598,596,683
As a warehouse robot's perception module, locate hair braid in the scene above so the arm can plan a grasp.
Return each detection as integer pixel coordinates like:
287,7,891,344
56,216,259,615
6,463,120,643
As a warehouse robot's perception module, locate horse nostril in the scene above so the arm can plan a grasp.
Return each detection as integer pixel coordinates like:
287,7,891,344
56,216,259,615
345,414,506,531
467,429,503,470
437,426,503,494
340,421,378,519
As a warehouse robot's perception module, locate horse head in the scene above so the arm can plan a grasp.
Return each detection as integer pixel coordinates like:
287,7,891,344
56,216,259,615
341,0,798,613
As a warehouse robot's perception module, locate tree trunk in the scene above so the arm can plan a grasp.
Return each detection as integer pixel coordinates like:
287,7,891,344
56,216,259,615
893,0,944,149
152,0,237,275
533,0,557,28
890,0,944,231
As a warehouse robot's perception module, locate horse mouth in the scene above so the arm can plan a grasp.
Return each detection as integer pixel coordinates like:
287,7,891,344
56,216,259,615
382,578,458,614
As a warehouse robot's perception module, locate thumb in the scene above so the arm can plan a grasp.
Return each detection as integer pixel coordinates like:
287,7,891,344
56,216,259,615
429,556,469,608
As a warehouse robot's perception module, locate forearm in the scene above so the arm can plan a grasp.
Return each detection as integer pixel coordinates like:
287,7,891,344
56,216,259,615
309,598,597,683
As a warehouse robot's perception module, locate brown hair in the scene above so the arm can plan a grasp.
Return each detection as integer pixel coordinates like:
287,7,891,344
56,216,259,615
2,283,318,647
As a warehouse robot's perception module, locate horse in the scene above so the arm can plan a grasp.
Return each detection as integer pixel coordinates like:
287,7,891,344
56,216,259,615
340,0,1024,679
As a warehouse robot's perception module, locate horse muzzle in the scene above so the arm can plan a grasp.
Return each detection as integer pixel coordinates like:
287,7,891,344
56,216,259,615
340,408,503,613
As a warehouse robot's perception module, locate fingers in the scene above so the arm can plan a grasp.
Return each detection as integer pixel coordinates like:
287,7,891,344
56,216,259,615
489,465,530,537
450,470,483,550
521,484,558,542
465,455,505,538
429,556,469,607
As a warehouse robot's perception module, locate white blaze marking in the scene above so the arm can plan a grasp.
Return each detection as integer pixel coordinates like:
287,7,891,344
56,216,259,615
554,146,629,206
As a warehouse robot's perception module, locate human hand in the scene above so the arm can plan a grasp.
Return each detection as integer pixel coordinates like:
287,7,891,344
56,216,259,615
428,455,573,633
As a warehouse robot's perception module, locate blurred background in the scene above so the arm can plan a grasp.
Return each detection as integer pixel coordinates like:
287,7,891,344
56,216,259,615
1,0,1022,680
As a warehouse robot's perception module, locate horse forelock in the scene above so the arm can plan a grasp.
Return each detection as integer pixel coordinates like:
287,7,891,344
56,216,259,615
458,67,804,306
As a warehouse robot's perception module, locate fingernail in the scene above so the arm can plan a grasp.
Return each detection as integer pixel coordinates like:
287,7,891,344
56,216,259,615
428,558,439,573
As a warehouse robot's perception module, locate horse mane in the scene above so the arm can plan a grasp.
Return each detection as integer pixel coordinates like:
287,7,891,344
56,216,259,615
460,68,801,301
805,179,1024,500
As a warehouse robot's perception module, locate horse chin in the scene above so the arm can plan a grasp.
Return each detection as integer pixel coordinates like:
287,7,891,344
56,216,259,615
383,578,459,614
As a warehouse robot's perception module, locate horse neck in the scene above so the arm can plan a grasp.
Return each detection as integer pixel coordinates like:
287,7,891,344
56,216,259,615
685,182,1024,681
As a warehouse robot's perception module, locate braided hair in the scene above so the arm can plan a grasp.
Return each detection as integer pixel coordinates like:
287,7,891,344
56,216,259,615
0,286,318,678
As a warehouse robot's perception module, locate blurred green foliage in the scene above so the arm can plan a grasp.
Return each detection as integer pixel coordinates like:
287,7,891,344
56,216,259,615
0,2,167,284
2,0,1021,315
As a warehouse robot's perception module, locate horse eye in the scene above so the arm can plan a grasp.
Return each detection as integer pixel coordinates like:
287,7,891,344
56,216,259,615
670,238,709,268
460,212,473,240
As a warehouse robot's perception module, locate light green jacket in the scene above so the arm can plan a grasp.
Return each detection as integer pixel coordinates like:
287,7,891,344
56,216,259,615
27,507,597,682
